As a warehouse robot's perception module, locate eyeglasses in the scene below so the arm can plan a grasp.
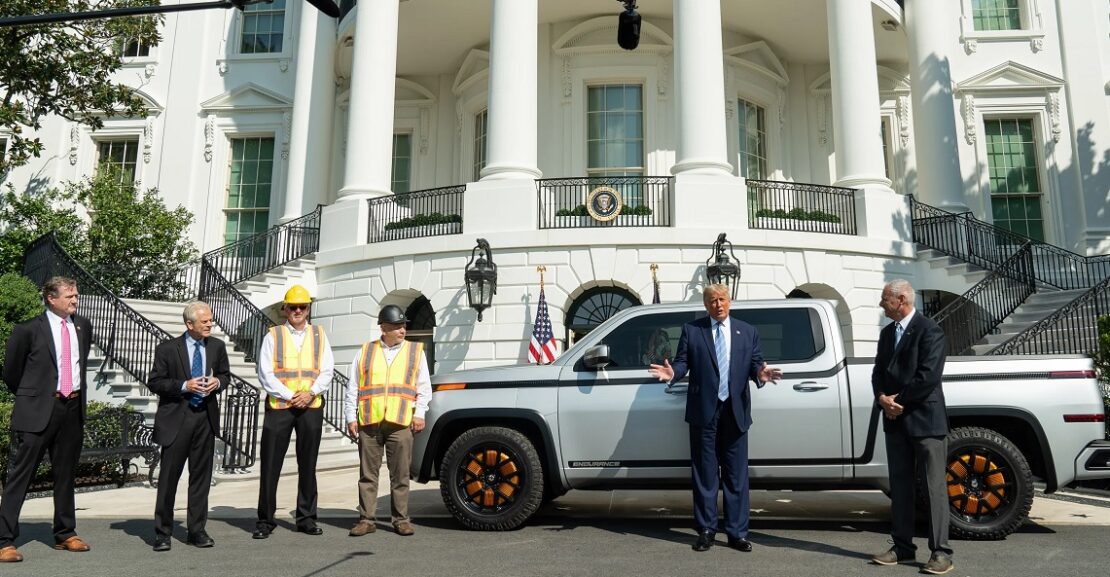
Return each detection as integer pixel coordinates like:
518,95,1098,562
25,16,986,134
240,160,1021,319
287,304,309,311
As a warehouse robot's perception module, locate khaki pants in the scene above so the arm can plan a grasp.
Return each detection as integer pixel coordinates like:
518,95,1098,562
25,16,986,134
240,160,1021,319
357,422,413,525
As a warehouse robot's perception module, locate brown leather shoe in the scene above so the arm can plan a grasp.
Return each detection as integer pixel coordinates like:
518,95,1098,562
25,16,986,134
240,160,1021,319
393,521,414,536
348,520,376,537
0,546,23,562
53,536,90,552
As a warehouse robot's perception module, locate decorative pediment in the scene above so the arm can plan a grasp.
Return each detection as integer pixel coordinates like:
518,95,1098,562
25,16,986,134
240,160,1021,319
724,41,788,85
199,82,293,112
955,61,1064,94
452,49,489,95
553,16,673,56
131,89,164,114
396,78,435,106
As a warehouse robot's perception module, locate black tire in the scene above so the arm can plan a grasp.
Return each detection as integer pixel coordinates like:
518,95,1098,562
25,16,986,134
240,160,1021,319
945,426,1033,540
439,426,544,530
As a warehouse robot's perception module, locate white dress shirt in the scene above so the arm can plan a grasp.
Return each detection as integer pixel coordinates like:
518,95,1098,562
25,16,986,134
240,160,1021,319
45,309,80,393
344,339,432,425
256,323,336,401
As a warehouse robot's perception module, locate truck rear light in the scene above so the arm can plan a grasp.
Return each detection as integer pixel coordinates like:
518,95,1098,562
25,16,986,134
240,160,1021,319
1063,414,1105,423
434,383,466,392
1048,370,1097,379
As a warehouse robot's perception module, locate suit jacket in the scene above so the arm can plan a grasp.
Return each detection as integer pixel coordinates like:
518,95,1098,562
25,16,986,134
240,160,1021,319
871,311,949,437
2,312,93,432
670,315,765,431
147,334,230,447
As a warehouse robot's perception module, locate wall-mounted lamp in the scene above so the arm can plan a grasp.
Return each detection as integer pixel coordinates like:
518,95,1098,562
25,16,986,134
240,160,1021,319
464,238,497,322
705,233,741,300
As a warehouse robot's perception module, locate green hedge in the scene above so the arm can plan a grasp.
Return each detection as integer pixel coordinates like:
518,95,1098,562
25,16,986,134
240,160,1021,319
754,207,842,223
555,204,653,217
1097,316,1110,439
383,212,462,231
0,273,44,404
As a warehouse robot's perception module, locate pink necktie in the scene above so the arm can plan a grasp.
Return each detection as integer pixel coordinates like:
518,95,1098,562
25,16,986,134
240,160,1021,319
60,319,73,398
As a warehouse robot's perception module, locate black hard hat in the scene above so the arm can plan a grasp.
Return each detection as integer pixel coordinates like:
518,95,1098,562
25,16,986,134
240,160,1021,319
378,304,407,325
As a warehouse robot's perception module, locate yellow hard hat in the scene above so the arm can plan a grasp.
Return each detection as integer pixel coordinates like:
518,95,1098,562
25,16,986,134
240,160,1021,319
283,285,312,305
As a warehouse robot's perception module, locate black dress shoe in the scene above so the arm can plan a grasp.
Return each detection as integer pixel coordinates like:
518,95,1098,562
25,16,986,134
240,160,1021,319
252,526,272,540
727,537,753,552
187,531,215,548
297,525,324,536
693,529,715,552
152,537,171,552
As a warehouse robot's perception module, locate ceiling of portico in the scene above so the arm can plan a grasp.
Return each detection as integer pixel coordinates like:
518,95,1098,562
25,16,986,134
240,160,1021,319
391,0,907,76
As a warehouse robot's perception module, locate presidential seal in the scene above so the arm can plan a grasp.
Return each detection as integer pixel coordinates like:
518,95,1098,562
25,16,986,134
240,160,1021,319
586,186,622,222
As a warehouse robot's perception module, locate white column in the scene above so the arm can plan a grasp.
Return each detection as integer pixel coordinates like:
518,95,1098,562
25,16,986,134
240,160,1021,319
480,0,540,180
826,0,889,188
338,0,399,198
904,0,967,212
671,0,732,175
282,7,337,221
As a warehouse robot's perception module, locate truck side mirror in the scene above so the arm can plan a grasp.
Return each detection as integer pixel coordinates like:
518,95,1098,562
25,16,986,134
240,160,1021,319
583,344,611,370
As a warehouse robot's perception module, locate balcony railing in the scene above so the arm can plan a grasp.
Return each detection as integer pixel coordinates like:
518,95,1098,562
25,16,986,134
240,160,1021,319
746,179,858,235
367,186,465,243
537,176,673,229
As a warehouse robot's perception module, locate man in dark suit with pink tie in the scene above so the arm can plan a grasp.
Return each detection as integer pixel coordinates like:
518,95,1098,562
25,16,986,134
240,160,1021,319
650,284,780,552
0,276,94,563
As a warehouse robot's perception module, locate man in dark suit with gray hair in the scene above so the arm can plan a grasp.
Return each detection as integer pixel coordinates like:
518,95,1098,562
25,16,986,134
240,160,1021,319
870,279,954,575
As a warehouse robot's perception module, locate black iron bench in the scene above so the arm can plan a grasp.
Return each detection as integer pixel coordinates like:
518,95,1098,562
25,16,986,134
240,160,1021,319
74,407,160,487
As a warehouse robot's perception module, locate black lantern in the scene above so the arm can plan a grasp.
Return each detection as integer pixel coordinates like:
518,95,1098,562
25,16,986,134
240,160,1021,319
705,233,741,299
464,238,497,322
616,0,641,50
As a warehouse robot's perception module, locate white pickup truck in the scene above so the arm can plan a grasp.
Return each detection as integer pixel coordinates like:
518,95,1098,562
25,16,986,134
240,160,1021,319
413,299,1110,539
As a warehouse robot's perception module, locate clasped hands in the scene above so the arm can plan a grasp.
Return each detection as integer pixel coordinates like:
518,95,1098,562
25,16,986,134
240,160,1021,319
878,393,904,420
185,376,218,397
289,391,316,409
647,359,783,384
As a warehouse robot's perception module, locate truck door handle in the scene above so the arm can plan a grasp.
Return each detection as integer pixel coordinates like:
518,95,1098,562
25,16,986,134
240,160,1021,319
792,382,829,391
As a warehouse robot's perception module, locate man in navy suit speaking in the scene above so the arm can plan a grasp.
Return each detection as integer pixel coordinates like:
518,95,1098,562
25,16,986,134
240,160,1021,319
650,284,780,552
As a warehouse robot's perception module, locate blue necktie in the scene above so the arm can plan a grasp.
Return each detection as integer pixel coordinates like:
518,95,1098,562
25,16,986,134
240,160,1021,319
715,321,729,401
190,340,204,408
894,323,904,349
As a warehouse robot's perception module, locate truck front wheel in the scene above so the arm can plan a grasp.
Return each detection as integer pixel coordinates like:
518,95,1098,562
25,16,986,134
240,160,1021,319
439,426,544,530
945,426,1034,540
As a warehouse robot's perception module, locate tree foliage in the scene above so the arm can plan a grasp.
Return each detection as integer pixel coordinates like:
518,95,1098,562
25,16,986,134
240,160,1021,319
0,0,162,173
0,272,44,396
0,183,88,276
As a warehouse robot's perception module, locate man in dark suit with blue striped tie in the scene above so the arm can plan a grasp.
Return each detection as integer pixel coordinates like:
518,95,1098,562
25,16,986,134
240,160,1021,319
650,284,781,552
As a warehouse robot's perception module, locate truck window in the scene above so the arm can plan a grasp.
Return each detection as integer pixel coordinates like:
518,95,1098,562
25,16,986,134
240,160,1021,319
598,311,698,369
732,308,825,363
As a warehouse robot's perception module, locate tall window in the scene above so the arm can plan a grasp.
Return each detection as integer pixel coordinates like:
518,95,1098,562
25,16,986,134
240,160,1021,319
117,36,152,58
984,118,1043,241
240,0,286,54
392,134,412,194
737,99,767,181
473,109,488,181
587,84,644,177
971,0,1022,31
880,117,893,179
97,139,140,184
225,137,274,245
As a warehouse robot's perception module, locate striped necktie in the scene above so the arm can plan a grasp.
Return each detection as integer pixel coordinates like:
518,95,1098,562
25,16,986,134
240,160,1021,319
60,319,73,398
715,321,729,401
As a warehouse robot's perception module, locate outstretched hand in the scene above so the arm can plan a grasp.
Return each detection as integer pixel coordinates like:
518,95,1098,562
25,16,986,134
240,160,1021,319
758,362,782,383
648,359,674,383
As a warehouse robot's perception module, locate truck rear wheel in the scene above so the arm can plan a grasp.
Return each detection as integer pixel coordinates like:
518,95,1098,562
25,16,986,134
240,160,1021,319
945,426,1033,540
439,426,544,530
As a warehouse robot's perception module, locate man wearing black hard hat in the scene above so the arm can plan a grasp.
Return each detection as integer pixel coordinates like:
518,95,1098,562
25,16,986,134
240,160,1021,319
344,304,431,537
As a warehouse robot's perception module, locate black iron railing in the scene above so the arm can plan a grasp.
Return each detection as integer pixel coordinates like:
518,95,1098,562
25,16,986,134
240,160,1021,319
911,197,1110,290
22,233,260,472
367,186,465,243
990,274,1110,355
537,176,673,229
327,372,356,442
932,243,1037,355
746,179,857,235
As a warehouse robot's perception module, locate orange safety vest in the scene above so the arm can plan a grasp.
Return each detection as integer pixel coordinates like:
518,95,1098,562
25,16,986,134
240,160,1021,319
268,324,326,410
356,340,423,427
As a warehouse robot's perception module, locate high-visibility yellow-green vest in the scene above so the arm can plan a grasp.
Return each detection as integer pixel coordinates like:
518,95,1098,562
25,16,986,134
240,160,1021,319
267,325,325,410
356,340,422,426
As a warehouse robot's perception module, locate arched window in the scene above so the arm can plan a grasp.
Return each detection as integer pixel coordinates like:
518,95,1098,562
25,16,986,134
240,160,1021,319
565,286,641,345
405,296,436,374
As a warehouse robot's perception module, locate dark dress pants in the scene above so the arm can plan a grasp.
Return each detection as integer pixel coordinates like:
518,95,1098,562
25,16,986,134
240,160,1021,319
885,432,953,557
689,400,750,539
256,406,323,530
0,395,83,547
155,407,214,537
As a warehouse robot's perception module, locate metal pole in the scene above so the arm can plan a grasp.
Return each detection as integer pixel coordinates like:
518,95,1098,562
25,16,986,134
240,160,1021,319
0,1,233,27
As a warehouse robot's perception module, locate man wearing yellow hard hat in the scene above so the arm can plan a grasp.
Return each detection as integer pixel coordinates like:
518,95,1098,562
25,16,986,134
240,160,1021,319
252,285,334,539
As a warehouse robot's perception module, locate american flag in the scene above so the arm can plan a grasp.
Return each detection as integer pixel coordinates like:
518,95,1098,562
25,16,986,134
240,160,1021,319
528,287,558,364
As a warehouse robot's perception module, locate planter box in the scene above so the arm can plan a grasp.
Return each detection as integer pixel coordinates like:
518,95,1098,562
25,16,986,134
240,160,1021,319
751,216,848,235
